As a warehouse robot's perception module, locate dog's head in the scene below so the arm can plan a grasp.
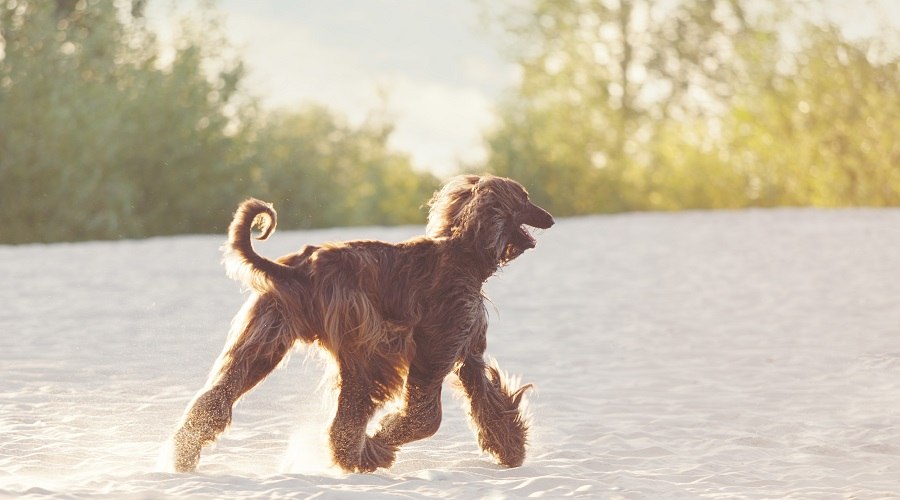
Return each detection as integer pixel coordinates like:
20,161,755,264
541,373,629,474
427,174,553,270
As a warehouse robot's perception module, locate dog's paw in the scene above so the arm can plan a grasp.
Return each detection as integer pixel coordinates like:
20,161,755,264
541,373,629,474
493,435,526,468
358,436,398,472
172,430,202,472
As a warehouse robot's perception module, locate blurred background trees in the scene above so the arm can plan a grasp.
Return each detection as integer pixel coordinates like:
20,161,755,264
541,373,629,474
0,0,898,243
480,0,900,216
0,0,436,243
482,0,766,214
247,106,438,229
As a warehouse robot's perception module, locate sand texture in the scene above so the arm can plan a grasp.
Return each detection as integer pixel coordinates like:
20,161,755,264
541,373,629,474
2,209,900,498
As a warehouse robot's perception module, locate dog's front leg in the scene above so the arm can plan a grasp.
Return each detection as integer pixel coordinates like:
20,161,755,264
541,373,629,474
455,355,532,468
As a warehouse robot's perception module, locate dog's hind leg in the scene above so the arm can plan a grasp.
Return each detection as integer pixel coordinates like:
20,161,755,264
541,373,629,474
361,372,443,470
456,355,531,468
327,364,381,473
171,297,294,472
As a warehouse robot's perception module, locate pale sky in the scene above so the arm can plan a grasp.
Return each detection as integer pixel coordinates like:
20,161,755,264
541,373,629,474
203,1,514,176
150,0,899,177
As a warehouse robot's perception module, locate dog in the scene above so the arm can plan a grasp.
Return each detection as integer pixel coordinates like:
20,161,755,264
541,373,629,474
171,174,554,473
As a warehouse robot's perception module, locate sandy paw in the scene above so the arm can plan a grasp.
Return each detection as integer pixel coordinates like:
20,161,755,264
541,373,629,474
358,436,398,472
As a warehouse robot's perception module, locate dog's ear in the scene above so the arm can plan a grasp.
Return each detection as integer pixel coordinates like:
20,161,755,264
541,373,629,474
428,175,518,271
454,177,510,268
426,175,481,238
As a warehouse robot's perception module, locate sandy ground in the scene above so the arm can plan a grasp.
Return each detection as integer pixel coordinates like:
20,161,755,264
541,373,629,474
2,208,900,498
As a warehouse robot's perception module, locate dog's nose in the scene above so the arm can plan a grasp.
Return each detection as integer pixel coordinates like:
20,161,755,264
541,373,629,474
526,204,554,229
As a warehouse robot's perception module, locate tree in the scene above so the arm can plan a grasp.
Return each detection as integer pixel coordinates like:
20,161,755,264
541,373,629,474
480,0,773,214
480,0,900,213
246,106,439,229
723,24,900,207
0,1,250,242
0,1,438,243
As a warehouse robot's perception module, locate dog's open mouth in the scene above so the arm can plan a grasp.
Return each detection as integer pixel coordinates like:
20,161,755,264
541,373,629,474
516,225,537,250
501,225,538,264
500,204,552,265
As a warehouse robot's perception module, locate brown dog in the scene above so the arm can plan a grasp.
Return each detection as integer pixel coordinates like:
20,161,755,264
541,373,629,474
171,174,553,473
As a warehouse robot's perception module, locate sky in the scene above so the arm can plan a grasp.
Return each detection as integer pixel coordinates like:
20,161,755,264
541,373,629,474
149,0,899,178
153,0,516,177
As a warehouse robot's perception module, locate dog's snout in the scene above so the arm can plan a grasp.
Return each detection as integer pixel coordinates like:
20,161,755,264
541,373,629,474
543,211,555,228
526,203,554,229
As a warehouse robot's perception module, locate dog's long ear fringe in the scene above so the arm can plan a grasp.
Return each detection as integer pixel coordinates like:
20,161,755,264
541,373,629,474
425,175,481,238
222,198,293,294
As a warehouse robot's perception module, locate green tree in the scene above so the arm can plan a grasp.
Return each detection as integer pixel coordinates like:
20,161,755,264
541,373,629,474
247,106,438,229
723,24,900,207
0,1,250,242
0,1,438,243
480,0,771,215
481,0,900,213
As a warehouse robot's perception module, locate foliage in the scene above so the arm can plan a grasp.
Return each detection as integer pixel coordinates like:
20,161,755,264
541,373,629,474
0,1,436,244
3,0,897,244
246,107,438,229
480,0,900,214
722,25,900,207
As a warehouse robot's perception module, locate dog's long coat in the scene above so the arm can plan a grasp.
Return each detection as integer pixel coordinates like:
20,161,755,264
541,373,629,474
171,174,553,472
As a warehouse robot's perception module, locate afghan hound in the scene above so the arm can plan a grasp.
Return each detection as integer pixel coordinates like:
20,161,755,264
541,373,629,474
170,174,554,473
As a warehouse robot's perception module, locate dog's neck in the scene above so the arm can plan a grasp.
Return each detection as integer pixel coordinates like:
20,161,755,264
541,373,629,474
442,238,500,282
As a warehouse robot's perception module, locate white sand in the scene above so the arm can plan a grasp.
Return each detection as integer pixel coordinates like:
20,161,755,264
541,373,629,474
2,208,900,498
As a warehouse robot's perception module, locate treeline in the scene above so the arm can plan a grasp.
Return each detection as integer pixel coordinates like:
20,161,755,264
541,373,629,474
2,1,899,244
0,2,437,243
481,0,900,216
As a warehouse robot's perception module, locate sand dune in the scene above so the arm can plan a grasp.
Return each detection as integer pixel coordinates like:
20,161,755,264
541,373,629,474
2,209,900,498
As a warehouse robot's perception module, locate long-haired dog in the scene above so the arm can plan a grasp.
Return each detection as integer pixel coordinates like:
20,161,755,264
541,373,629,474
170,174,554,473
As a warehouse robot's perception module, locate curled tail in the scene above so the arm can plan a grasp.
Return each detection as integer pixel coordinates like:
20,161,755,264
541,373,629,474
222,198,292,293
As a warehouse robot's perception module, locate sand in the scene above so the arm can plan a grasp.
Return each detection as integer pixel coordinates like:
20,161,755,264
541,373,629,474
2,208,899,498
